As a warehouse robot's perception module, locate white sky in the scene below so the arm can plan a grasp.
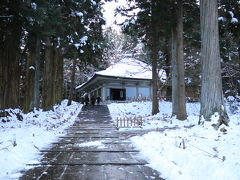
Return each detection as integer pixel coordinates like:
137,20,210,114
102,0,128,31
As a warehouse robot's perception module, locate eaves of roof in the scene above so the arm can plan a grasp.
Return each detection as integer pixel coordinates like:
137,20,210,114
76,73,152,92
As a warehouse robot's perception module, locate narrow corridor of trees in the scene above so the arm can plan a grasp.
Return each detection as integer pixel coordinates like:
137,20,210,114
1,0,239,127
0,0,104,111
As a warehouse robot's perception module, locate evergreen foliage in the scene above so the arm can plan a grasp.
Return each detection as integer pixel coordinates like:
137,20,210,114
0,0,105,111
0,0,239,123
218,0,240,97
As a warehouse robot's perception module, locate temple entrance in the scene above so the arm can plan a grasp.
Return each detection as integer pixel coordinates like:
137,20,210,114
110,88,126,100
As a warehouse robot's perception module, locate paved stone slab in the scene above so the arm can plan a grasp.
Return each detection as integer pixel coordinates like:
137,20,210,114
45,141,135,151
40,150,139,153
38,151,143,164
21,165,161,180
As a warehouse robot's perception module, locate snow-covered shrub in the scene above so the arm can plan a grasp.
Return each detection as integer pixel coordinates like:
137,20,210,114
227,96,239,114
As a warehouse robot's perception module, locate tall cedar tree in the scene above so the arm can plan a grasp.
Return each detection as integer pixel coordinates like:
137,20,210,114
171,0,187,120
22,0,50,112
41,3,64,110
150,0,160,115
200,0,229,126
63,0,105,105
122,0,172,115
0,0,23,109
1,0,105,112
67,58,77,106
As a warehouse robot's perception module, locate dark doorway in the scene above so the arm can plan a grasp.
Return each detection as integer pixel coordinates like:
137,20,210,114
110,88,126,100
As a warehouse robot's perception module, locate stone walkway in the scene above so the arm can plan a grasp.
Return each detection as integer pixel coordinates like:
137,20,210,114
20,105,163,180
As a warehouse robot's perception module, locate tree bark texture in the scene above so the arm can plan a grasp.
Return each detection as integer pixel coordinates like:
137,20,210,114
52,48,63,105
42,39,63,110
42,38,54,110
171,0,187,120
23,35,41,112
238,46,240,95
200,0,229,124
55,48,63,104
23,37,36,113
67,58,76,106
164,40,172,99
0,18,21,109
151,40,160,115
171,29,178,115
151,0,160,115
33,38,41,109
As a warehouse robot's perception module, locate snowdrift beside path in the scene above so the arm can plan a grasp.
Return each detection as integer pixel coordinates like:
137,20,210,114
108,101,240,180
0,100,82,179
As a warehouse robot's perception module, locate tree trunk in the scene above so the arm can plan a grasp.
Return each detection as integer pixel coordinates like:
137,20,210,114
55,48,63,104
200,0,229,125
42,39,63,110
33,38,41,109
238,46,240,95
151,43,160,115
42,38,54,110
0,20,21,109
52,48,58,104
67,58,77,106
150,0,159,115
0,52,3,109
23,37,36,113
171,0,187,120
175,0,187,120
171,28,178,116
23,35,41,113
164,40,172,99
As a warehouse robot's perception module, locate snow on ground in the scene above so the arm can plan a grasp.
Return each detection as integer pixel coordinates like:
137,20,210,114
77,140,106,149
108,101,240,180
0,100,82,180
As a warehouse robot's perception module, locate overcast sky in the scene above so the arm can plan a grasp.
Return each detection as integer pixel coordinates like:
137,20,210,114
102,0,127,31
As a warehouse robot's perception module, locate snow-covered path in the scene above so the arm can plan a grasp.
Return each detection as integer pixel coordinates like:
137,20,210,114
1,100,239,180
20,105,162,180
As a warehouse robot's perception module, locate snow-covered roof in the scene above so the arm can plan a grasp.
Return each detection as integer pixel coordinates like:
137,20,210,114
96,57,152,79
76,57,166,90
